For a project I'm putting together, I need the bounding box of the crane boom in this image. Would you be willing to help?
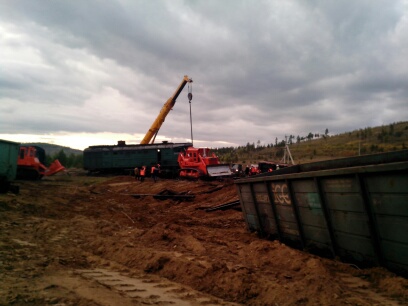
[140,75,193,144]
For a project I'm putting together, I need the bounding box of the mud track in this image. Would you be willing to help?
[0,174,407,305]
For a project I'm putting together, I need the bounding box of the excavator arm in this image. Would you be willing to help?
[140,75,193,144]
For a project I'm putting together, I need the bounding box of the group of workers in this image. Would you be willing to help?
[244,165,261,176]
[244,165,277,176]
[134,164,160,182]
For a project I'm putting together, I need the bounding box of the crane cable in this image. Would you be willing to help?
[188,83,193,145]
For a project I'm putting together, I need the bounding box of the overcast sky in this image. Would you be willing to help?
[1,0,407,150]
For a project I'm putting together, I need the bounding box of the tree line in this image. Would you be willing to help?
[213,129,330,160]
[45,149,83,168]
[214,122,408,163]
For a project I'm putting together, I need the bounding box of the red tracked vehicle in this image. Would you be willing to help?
[17,146,65,180]
[178,147,232,179]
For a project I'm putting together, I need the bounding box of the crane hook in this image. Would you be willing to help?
[188,83,192,102]
[188,82,193,145]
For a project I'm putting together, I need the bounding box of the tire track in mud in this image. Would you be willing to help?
[47,268,241,306]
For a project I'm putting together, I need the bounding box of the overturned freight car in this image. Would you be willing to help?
[235,150,408,276]
[83,141,192,177]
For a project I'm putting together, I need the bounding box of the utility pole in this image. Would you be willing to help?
[281,136,295,165]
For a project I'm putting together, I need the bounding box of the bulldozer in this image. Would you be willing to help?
[178,147,232,179]
[17,146,65,180]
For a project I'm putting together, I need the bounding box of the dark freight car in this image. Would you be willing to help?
[0,139,20,193]
[83,141,192,177]
[235,150,408,276]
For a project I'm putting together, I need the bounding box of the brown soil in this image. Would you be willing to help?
[1,173,407,305]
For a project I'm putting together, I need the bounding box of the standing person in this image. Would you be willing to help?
[151,165,157,182]
[245,165,250,177]
[134,166,140,180]
[155,164,160,181]
[140,166,146,182]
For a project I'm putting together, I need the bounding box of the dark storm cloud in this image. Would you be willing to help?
[1,0,407,148]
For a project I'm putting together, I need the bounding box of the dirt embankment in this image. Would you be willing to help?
[0,174,407,305]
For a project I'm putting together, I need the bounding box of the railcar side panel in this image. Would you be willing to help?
[235,150,408,276]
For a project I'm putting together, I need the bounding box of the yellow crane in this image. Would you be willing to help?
[140,75,193,144]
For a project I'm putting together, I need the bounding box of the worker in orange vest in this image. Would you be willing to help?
[151,165,157,182]
[140,166,146,182]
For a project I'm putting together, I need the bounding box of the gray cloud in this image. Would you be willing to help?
[1,0,407,149]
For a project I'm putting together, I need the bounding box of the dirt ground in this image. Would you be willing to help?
[1,173,407,306]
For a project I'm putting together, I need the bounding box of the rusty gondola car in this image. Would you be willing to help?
[234,150,408,275]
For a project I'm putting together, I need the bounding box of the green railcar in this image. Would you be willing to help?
[0,139,20,193]
[83,141,192,177]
